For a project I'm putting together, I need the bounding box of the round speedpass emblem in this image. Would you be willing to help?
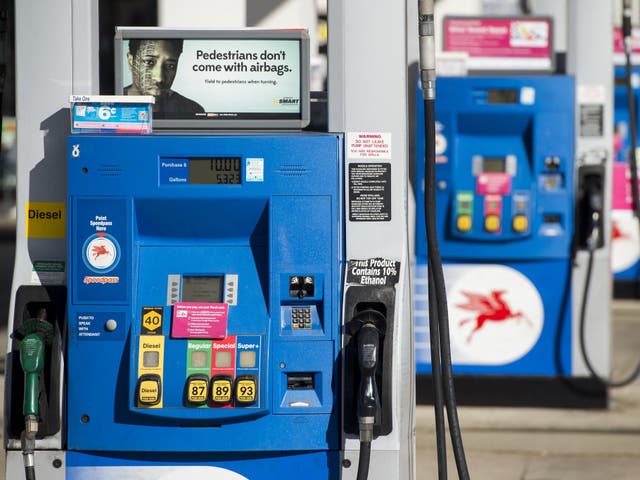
[83,234,120,273]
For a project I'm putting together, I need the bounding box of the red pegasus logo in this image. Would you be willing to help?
[612,221,628,241]
[457,290,531,343]
[91,244,110,260]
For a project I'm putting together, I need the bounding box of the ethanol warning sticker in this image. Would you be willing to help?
[347,258,401,286]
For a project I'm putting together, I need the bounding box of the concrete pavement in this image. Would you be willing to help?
[416,300,640,479]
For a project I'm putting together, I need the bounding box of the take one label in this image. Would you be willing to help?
[172,302,228,339]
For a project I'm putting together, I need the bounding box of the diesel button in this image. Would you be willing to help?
[137,374,162,407]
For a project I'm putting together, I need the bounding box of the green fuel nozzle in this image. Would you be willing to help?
[14,308,54,480]
[14,308,54,422]
[19,333,45,417]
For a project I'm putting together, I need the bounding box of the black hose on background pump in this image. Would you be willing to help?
[579,0,640,388]
[419,1,470,478]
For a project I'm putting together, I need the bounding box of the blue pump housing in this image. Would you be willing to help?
[414,76,575,376]
[66,134,343,476]
[612,65,640,285]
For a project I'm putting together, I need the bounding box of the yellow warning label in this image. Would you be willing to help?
[25,202,65,239]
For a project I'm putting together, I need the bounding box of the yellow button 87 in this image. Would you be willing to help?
[456,214,472,232]
[186,375,208,404]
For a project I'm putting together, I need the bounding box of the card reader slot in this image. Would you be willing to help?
[287,373,315,390]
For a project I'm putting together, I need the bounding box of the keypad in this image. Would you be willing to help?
[291,307,312,329]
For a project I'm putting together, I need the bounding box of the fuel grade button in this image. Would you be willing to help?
[137,374,162,407]
[210,375,234,405]
[186,374,209,406]
[235,375,258,406]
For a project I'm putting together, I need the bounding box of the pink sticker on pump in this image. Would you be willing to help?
[171,302,228,339]
[476,173,512,195]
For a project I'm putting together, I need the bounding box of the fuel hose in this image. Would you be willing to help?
[419,1,470,478]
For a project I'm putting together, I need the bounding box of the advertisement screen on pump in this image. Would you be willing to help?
[115,28,310,129]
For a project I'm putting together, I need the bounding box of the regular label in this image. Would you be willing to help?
[349,163,391,222]
[346,258,401,286]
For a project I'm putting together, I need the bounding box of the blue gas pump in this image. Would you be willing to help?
[65,134,345,478]
[612,64,640,295]
[413,75,608,406]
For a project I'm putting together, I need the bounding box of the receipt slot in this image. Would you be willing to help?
[66,134,344,477]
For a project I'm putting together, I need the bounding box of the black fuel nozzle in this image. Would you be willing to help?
[356,322,381,443]
[587,182,604,252]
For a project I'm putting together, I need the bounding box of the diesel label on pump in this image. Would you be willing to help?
[347,258,400,286]
[349,163,391,222]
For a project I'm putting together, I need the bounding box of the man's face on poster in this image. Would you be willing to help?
[128,40,181,99]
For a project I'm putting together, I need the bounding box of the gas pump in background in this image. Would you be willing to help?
[415,75,588,402]
[414,12,612,408]
[612,24,640,297]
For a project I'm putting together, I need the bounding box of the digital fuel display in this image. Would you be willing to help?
[189,157,241,184]
[181,276,224,302]
[487,88,519,104]
[482,157,507,173]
